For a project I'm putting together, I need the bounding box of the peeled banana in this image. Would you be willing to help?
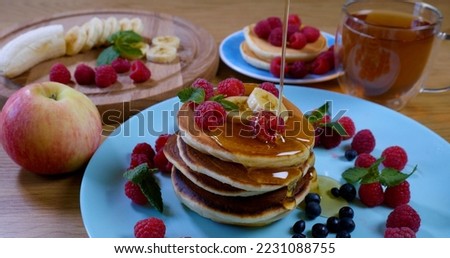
[146,45,177,63]
[0,24,66,78]
[247,87,289,122]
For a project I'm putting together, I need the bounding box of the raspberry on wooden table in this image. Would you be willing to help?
[74,63,95,85]
[111,57,131,73]
[95,65,117,88]
[129,60,151,83]
[134,217,166,238]
[217,78,245,97]
[49,63,71,84]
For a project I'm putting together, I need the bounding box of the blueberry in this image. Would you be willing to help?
[292,220,306,234]
[339,183,356,202]
[339,206,354,219]
[292,233,306,238]
[326,216,340,233]
[331,187,340,197]
[344,149,358,161]
[311,223,329,238]
[336,231,351,238]
[305,193,321,204]
[339,217,356,233]
[305,201,321,219]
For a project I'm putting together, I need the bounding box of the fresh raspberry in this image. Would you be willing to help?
[310,55,331,75]
[314,127,324,147]
[253,19,272,39]
[351,129,376,154]
[217,78,245,97]
[153,149,173,173]
[289,32,307,49]
[287,24,300,39]
[320,50,335,69]
[250,111,285,143]
[288,14,302,27]
[95,65,117,88]
[111,57,131,73]
[358,182,384,207]
[268,27,283,47]
[155,134,172,152]
[381,146,408,171]
[194,101,227,130]
[319,126,342,149]
[384,181,411,208]
[384,227,416,238]
[259,82,279,97]
[266,16,282,29]
[192,78,214,100]
[49,63,71,84]
[74,63,95,85]
[132,142,156,158]
[386,204,421,232]
[270,56,289,78]
[129,153,152,169]
[300,26,321,43]
[129,60,151,83]
[134,217,166,238]
[124,181,148,205]
[338,116,356,140]
[354,153,376,168]
[288,60,308,79]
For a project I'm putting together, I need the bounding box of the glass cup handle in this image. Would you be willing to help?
[421,32,450,93]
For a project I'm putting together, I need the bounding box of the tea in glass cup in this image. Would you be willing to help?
[335,0,449,110]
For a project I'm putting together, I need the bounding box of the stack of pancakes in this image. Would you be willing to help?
[164,85,317,226]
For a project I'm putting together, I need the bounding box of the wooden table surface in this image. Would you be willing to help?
[0,0,449,237]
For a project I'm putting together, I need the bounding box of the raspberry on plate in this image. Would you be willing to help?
[381,145,408,171]
[49,63,71,84]
[154,149,172,173]
[351,129,376,154]
[288,14,302,27]
[134,217,166,238]
[132,142,155,159]
[338,116,355,140]
[358,182,384,207]
[129,142,155,169]
[254,19,272,39]
[310,55,331,75]
[270,56,289,78]
[288,61,309,79]
[289,32,307,50]
[155,134,172,152]
[74,63,95,85]
[300,26,321,43]
[129,60,151,83]
[250,111,285,143]
[386,204,421,232]
[192,78,215,100]
[354,153,376,168]
[384,227,416,238]
[217,78,245,97]
[124,181,148,205]
[384,181,410,208]
[259,82,279,97]
[111,57,131,73]
[319,126,342,149]
[266,16,282,29]
[194,101,227,130]
[95,64,117,88]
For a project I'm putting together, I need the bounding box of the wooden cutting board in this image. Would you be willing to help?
[0,9,219,121]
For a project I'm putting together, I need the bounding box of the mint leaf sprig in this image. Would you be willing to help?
[123,163,163,213]
[177,87,239,111]
[305,101,348,137]
[342,157,417,187]
[97,30,146,66]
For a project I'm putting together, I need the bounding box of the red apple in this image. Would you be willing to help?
[0,82,103,174]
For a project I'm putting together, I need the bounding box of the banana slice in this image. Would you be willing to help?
[98,18,113,46]
[224,96,253,124]
[65,25,87,56]
[247,87,289,122]
[119,18,133,31]
[146,45,177,63]
[0,24,66,78]
[130,17,144,34]
[81,17,103,52]
[151,35,180,49]
[105,16,120,39]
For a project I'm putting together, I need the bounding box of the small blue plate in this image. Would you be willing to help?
[219,30,339,84]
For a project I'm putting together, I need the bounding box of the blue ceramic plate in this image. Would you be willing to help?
[80,86,450,237]
[219,30,339,84]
